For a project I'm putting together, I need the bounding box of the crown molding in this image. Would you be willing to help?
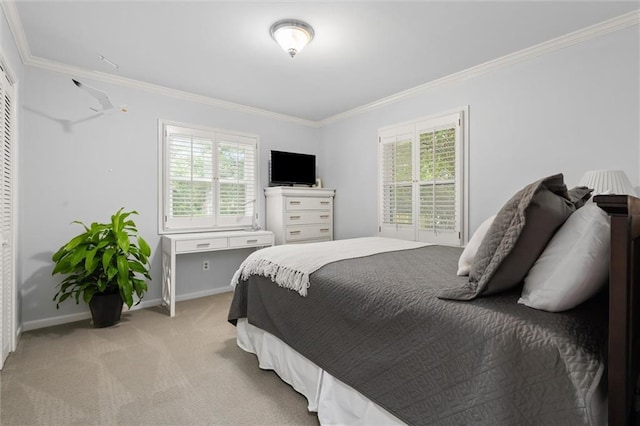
[2,0,637,129]
[25,56,319,128]
[0,0,31,64]
[318,9,640,127]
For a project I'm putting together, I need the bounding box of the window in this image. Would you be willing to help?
[159,121,258,233]
[378,109,467,245]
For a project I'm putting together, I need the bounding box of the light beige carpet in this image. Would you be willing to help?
[0,292,319,425]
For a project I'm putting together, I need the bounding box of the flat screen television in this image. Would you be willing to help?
[269,150,316,187]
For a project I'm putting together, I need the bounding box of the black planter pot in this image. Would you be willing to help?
[89,292,124,328]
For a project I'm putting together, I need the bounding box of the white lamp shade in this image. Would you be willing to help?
[578,170,637,196]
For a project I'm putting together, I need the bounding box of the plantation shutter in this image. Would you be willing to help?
[216,133,257,227]
[378,127,416,241]
[0,66,14,368]
[416,112,461,245]
[162,123,258,232]
[164,126,215,230]
[378,111,463,245]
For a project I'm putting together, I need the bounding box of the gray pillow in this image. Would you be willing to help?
[567,186,593,209]
[439,173,575,300]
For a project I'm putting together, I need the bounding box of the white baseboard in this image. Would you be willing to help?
[23,311,92,332]
[175,286,233,302]
[21,286,234,332]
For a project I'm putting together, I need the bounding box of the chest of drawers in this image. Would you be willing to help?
[265,187,336,245]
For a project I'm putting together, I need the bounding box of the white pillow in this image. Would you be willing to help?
[518,202,609,312]
[457,215,496,276]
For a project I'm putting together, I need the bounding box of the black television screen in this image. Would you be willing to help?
[269,150,316,186]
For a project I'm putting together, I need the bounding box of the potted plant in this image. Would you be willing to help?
[52,208,152,327]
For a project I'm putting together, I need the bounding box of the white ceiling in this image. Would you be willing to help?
[12,1,640,122]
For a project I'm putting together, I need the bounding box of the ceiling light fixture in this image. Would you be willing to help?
[270,19,314,58]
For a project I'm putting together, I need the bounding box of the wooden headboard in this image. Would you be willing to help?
[595,194,640,425]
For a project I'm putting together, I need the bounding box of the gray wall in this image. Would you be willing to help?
[317,26,640,240]
[20,67,318,327]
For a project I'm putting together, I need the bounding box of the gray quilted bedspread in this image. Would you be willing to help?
[228,245,607,425]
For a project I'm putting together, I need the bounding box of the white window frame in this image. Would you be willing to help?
[158,120,259,234]
[377,106,469,245]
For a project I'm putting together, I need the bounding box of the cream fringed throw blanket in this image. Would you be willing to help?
[231,237,429,296]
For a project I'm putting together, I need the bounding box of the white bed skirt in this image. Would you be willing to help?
[236,318,404,425]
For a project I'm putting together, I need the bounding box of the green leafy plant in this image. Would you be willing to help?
[52,208,152,309]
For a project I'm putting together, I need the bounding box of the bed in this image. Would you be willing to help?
[227,183,640,425]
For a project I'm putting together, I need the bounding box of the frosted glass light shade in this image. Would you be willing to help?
[578,170,637,196]
[270,19,314,58]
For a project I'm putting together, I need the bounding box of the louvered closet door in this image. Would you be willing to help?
[0,69,14,369]
[378,126,416,240]
[416,113,462,245]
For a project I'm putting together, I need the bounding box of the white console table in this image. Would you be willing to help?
[161,230,274,316]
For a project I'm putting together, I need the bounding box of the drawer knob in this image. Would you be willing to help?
[320,201,330,205]
[290,215,301,220]
[320,228,330,232]
[196,243,210,248]
[320,215,329,219]
[290,230,301,235]
[289,201,301,205]
[246,239,258,243]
